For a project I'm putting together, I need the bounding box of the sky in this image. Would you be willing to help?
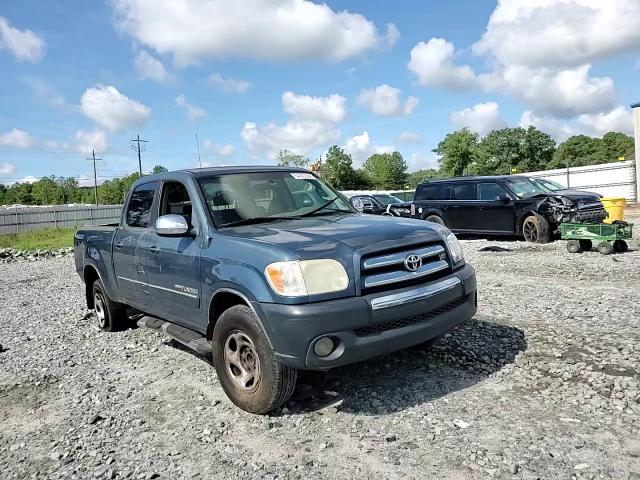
[0,0,639,187]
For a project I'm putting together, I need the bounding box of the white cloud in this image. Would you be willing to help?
[77,174,104,188]
[44,139,72,150]
[472,0,640,69]
[81,85,150,132]
[282,91,347,123]
[14,175,38,185]
[519,111,573,142]
[208,73,251,94]
[175,94,206,121]
[75,129,108,154]
[0,16,45,62]
[408,38,477,90]
[0,128,36,149]
[396,132,423,144]
[0,162,16,175]
[357,84,419,117]
[242,121,340,158]
[408,151,439,171]
[577,106,634,137]
[343,131,395,165]
[111,0,395,65]
[202,140,236,157]
[134,50,173,83]
[450,102,507,137]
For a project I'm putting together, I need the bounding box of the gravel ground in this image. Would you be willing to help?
[1,217,639,479]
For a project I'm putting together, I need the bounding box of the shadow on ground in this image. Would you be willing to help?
[162,317,526,416]
[288,318,526,415]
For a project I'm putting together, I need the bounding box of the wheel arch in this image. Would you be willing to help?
[206,288,273,347]
[83,264,102,309]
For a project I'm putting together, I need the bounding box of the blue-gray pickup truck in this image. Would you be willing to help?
[74,166,477,414]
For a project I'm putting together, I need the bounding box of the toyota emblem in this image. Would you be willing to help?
[404,253,422,272]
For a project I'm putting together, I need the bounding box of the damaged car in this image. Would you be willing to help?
[391,175,607,243]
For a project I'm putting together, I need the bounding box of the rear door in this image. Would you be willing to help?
[113,181,159,307]
[475,182,515,233]
[145,180,201,328]
[442,182,478,231]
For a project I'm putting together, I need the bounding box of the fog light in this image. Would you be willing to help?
[313,337,335,357]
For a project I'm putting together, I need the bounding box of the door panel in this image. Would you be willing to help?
[443,183,478,231]
[474,182,515,233]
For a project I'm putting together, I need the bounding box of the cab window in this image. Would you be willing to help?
[415,183,442,200]
[160,181,193,226]
[447,183,476,200]
[126,182,159,228]
[477,182,507,200]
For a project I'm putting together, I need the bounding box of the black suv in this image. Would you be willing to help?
[391,176,607,243]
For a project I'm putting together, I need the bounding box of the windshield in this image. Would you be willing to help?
[198,171,354,227]
[534,178,565,192]
[373,194,402,205]
[504,178,548,199]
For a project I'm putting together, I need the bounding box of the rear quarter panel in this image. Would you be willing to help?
[74,227,121,302]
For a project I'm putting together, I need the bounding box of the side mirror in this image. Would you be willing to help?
[156,214,189,236]
[497,195,511,204]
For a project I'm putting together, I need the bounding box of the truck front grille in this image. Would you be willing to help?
[360,242,450,294]
[353,294,469,337]
[574,202,608,224]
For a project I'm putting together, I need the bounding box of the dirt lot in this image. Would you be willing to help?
[1,215,639,479]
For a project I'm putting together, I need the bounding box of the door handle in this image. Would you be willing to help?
[149,246,160,254]
[115,242,124,249]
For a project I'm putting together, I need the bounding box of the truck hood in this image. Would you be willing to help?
[530,191,601,204]
[221,213,444,259]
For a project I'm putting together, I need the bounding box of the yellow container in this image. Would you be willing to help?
[600,197,626,223]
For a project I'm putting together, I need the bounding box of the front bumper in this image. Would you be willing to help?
[253,263,477,370]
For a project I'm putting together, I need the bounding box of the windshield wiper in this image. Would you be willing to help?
[300,196,345,217]
[222,216,300,228]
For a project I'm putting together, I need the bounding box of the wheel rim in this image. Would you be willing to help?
[94,291,107,328]
[523,221,538,242]
[224,330,261,391]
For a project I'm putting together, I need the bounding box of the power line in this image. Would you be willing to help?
[130,134,148,176]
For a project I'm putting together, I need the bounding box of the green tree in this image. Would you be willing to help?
[322,145,356,188]
[60,177,80,204]
[362,151,407,189]
[551,135,603,168]
[476,126,555,174]
[4,181,33,204]
[601,132,634,161]
[152,165,169,174]
[406,169,440,188]
[433,128,479,176]
[31,177,62,205]
[276,149,308,167]
[0,184,6,204]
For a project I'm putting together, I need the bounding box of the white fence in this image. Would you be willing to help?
[0,205,123,235]
[524,160,636,201]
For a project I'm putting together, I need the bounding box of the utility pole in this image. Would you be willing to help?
[130,134,148,176]
[195,133,202,169]
[85,150,102,205]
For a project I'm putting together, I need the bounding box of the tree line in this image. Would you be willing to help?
[0,127,634,205]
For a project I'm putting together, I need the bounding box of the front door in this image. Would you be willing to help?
[113,181,159,307]
[474,182,515,233]
[145,181,201,328]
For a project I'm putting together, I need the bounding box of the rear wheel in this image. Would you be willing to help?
[566,240,582,253]
[597,241,614,255]
[424,215,445,226]
[522,214,550,244]
[579,240,593,252]
[92,279,128,331]
[212,305,297,414]
[613,240,628,253]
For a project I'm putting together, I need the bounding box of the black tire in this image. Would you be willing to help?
[424,215,445,226]
[613,240,628,253]
[522,214,550,244]
[566,240,582,253]
[579,240,593,252]
[212,305,297,414]
[92,279,128,331]
[597,241,614,255]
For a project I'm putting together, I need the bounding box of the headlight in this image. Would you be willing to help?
[445,233,464,265]
[265,259,349,297]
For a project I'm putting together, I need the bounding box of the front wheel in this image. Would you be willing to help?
[522,214,550,244]
[212,305,297,414]
[424,215,445,226]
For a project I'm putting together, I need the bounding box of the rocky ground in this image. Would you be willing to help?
[1,219,639,479]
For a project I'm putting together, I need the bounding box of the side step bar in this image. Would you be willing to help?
[137,316,212,356]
